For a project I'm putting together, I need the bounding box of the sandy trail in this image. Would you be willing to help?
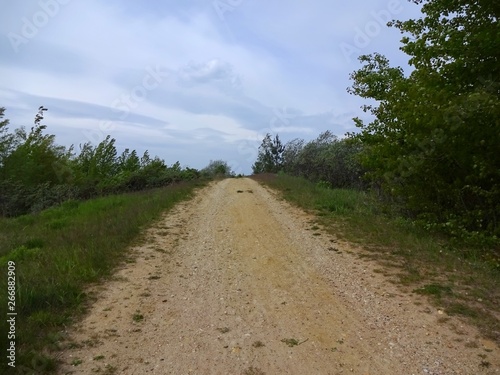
[58,178,499,374]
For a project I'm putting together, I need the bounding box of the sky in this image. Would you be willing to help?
[0,0,423,175]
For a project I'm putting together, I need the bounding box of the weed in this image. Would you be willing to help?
[252,340,265,348]
[133,312,144,322]
[94,355,105,361]
[104,363,118,374]
[479,360,491,368]
[71,358,83,366]
[83,335,102,347]
[67,341,83,349]
[217,327,230,334]
[446,303,478,318]
[281,338,308,347]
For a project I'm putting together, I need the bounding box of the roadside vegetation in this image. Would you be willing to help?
[0,180,206,373]
[0,106,234,372]
[252,0,499,345]
[252,173,499,345]
[0,106,233,218]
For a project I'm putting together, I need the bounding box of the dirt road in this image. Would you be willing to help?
[58,178,499,374]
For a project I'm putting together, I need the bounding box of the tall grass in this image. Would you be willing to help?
[0,181,205,373]
[253,173,500,344]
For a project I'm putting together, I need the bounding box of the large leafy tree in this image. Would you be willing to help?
[348,0,500,236]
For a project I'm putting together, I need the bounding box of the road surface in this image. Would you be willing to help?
[58,178,499,374]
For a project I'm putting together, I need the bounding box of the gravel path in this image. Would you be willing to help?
[57,178,499,374]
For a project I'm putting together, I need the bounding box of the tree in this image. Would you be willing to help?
[252,133,285,174]
[281,138,304,175]
[0,107,14,168]
[74,136,118,183]
[1,106,70,186]
[118,149,140,173]
[280,131,364,189]
[202,160,233,177]
[0,107,77,215]
[348,0,500,236]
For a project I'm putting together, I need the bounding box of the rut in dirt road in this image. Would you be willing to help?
[58,178,499,375]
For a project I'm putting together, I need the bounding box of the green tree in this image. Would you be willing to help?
[1,106,70,186]
[202,160,233,177]
[0,107,77,215]
[0,107,14,168]
[74,135,118,182]
[281,138,304,175]
[252,133,285,174]
[118,148,141,173]
[281,131,364,189]
[348,0,500,236]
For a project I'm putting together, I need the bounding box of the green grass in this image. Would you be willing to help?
[0,180,205,373]
[252,173,500,344]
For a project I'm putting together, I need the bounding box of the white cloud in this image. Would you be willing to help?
[0,0,423,174]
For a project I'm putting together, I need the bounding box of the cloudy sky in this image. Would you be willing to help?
[0,0,422,174]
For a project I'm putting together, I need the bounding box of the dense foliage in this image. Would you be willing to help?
[252,133,285,174]
[201,159,234,177]
[253,0,499,241]
[347,0,499,238]
[253,131,365,189]
[0,107,203,217]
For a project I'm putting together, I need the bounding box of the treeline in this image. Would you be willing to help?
[252,132,365,190]
[0,106,231,217]
[254,0,499,241]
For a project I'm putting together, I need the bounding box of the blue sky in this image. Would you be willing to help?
[0,0,422,174]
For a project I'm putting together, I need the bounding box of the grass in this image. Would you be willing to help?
[280,338,308,347]
[132,312,144,322]
[0,180,205,373]
[252,173,500,345]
